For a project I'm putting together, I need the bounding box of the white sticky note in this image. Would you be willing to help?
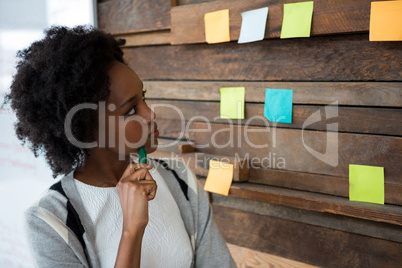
[238,7,269,44]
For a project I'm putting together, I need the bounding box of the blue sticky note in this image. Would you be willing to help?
[238,7,269,44]
[264,88,293,123]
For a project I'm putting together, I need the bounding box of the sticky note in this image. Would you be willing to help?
[220,87,245,119]
[280,1,314,39]
[264,88,293,123]
[370,1,402,41]
[204,160,234,196]
[349,164,384,205]
[204,9,230,44]
[238,7,269,44]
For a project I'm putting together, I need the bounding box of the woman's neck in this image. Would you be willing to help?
[74,148,130,187]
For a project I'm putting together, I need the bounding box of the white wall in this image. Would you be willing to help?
[0,1,95,266]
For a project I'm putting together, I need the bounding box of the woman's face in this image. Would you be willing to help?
[102,61,158,158]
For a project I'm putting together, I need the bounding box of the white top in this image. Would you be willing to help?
[74,166,193,268]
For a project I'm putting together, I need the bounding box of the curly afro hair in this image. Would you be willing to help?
[4,25,126,178]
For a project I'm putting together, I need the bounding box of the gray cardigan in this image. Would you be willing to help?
[24,158,237,268]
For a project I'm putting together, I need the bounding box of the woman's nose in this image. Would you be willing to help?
[145,104,156,124]
[150,109,156,121]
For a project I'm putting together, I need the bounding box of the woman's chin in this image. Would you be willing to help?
[146,139,158,153]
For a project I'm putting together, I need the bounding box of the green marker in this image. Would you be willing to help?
[138,146,147,164]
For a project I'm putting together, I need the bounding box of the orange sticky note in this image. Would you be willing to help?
[370,1,402,41]
[204,9,230,44]
[204,160,234,196]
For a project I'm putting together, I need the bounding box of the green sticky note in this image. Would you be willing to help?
[220,87,245,119]
[280,1,314,39]
[349,164,384,205]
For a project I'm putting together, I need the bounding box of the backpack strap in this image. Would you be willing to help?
[152,158,189,201]
[49,181,87,250]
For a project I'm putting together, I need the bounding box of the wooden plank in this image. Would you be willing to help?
[157,138,195,153]
[98,0,172,34]
[147,99,402,136]
[150,150,249,181]
[250,168,349,197]
[148,150,402,205]
[153,119,402,203]
[249,167,402,206]
[177,0,215,6]
[144,81,402,107]
[171,0,373,45]
[213,205,402,267]
[154,118,194,140]
[204,180,402,226]
[193,122,402,184]
[114,30,171,47]
[124,34,402,81]
[227,243,318,268]
[212,194,402,243]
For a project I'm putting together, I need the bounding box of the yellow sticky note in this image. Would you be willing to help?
[204,9,230,44]
[204,160,234,196]
[220,87,245,119]
[370,1,402,41]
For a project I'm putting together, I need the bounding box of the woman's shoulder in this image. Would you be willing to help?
[23,180,70,247]
[25,181,66,217]
[24,171,76,221]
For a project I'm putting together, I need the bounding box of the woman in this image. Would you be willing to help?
[5,25,236,268]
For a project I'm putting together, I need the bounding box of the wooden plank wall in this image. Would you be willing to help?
[98,0,402,267]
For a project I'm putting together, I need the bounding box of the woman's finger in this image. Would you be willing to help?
[142,170,154,181]
[147,185,157,200]
[121,163,152,179]
[131,163,153,172]
[123,168,154,182]
[134,168,149,181]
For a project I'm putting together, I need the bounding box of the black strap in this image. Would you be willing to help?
[50,181,86,250]
[152,158,189,201]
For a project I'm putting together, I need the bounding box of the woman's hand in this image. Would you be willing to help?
[116,163,157,234]
[115,163,156,268]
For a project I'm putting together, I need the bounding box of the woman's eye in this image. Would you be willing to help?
[126,106,136,116]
